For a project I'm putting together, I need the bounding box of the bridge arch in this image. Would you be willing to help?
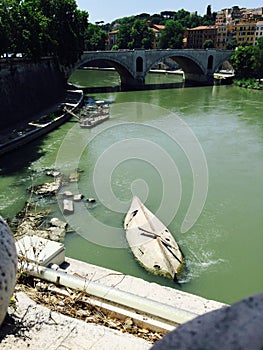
[72,57,135,87]
[145,52,205,78]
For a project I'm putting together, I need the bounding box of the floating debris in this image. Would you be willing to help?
[63,199,74,215]
[13,209,66,242]
[46,170,61,178]
[50,217,68,229]
[69,173,79,183]
[73,194,84,202]
[62,191,74,198]
[29,177,62,196]
[87,198,96,203]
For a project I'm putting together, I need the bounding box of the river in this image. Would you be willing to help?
[1,69,262,305]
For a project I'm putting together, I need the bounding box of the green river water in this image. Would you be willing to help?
[1,69,262,304]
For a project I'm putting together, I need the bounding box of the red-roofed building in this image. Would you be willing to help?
[185,26,217,49]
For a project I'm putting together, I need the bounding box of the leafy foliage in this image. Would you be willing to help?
[231,45,263,79]
[84,23,107,51]
[129,19,155,49]
[158,20,185,49]
[116,19,154,49]
[109,8,216,50]
[203,39,214,49]
[0,0,88,65]
[256,37,263,50]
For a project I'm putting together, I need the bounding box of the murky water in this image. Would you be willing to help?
[1,70,263,304]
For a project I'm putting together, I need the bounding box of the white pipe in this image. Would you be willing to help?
[20,262,197,325]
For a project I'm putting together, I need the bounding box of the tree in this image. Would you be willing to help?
[203,39,214,49]
[38,0,88,65]
[158,20,185,49]
[0,0,88,63]
[84,23,107,51]
[117,19,154,49]
[206,5,212,17]
[129,19,154,49]
[201,5,216,26]
[117,22,132,49]
[230,46,259,78]
[226,39,237,50]
[253,45,263,78]
[256,37,263,50]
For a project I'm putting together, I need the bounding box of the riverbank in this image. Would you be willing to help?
[233,78,263,90]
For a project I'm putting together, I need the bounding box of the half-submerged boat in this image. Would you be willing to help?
[124,196,183,281]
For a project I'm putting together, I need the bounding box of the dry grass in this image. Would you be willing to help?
[16,275,165,344]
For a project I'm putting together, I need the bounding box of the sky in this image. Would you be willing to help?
[76,0,263,23]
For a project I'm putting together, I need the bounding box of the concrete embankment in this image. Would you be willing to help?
[0,257,226,349]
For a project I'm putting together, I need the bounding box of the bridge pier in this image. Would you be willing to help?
[184,72,215,86]
[121,75,145,91]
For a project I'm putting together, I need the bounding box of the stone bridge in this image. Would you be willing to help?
[70,49,234,90]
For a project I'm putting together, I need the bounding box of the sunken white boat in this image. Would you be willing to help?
[124,196,183,281]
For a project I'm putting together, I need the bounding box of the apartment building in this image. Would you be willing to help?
[186,26,217,49]
[216,25,227,48]
[255,21,263,44]
[186,6,263,49]
[234,22,257,46]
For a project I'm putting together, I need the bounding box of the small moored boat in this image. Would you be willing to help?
[124,196,183,281]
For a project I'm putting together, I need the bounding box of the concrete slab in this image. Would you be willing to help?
[0,257,227,349]
[65,257,226,316]
[0,292,152,350]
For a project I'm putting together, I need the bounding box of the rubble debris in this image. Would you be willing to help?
[63,199,74,215]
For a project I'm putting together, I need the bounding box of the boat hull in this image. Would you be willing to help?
[0,90,83,157]
[124,196,183,281]
[79,114,109,128]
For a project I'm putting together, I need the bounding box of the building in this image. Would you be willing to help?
[230,6,243,21]
[185,26,217,49]
[107,30,119,49]
[234,22,257,46]
[216,24,227,48]
[241,7,263,21]
[255,21,263,45]
[215,10,226,26]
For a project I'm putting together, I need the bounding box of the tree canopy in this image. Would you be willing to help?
[0,0,88,65]
[231,45,263,79]
[84,23,107,51]
[116,19,154,49]
[158,20,185,49]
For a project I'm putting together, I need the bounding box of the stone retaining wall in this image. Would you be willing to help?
[0,58,66,129]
